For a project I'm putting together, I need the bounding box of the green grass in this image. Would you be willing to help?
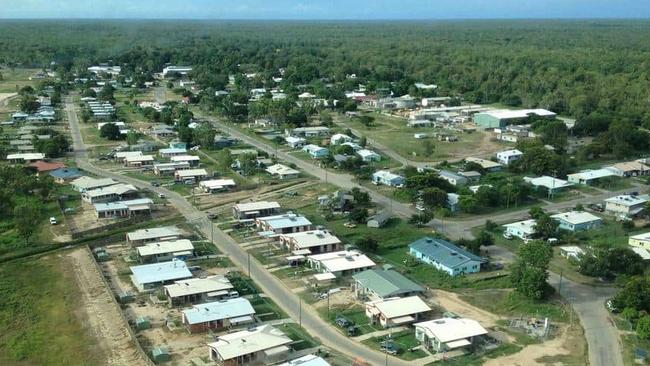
[0,256,103,365]
[0,68,39,93]
[621,333,650,366]
[460,290,571,323]
[249,296,288,321]
[280,323,321,351]
[362,330,429,360]
[318,304,382,336]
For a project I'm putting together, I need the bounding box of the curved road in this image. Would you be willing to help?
[65,99,410,366]
[200,113,625,366]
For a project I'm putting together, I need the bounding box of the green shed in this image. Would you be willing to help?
[136,316,151,330]
[117,291,134,303]
[151,347,171,364]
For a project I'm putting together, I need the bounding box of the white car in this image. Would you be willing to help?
[49,217,57,225]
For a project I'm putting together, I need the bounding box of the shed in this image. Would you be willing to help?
[117,291,134,303]
[136,316,151,330]
[151,347,171,364]
[367,210,392,228]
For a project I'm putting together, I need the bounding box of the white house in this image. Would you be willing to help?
[629,232,650,251]
[199,179,236,193]
[81,183,138,203]
[170,155,200,166]
[159,147,187,158]
[6,153,46,163]
[70,176,118,192]
[415,318,488,353]
[503,219,537,240]
[232,201,281,220]
[604,194,649,218]
[330,133,353,145]
[285,136,306,149]
[136,239,194,263]
[438,170,468,187]
[279,230,342,254]
[356,149,381,162]
[365,296,431,328]
[524,176,573,193]
[496,149,523,165]
[114,150,142,162]
[266,164,300,180]
[302,144,330,158]
[126,226,184,246]
[307,250,375,277]
[164,275,234,306]
[154,162,190,175]
[567,169,616,185]
[255,213,313,234]
[207,325,292,365]
[372,170,405,187]
[124,154,155,167]
[175,169,208,182]
[559,246,585,260]
[130,259,193,292]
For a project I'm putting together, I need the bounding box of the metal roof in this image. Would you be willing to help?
[182,297,255,325]
[130,259,192,285]
[164,275,233,298]
[352,269,423,298]
[127,226,183,242]
[409,237,485,269]
[137,239,194,257]
[208,325,292,360]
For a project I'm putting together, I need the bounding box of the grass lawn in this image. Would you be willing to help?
[317,304,382,336]
[0,256,103,365]
[362,330,429,360]
[593,176,634,191]
[342,112,490,162]
[280,323,321,351]
[460,289,571,323]
[0,68,39,93]
[249,296,288,321]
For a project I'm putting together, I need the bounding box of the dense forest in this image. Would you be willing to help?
[1,20,650,123]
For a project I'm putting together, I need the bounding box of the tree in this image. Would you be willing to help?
[348,208,369,224]
[459,195,480,213]
[422,139,435,157]
[475,230,495,248]
[421,187,448,208]
[533,213,559,240]
[350,187,371,207]
[19,95,39,114]
[612,276,650,313]
[126,130,139,145]
[510,241,552,300]
[100,123,123,140]
[409,210,433,227]
[358,115,374,128]
[13,198,42,243]
[356,236,379,253]
[98,84,115,101]
[320,111,333,127]
[637,316,650,340]
[359,136,367,147]
[193,124,216,148]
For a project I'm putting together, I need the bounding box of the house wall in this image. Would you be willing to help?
[557,219,602,232]
[409,248,481,276]
[630,238,650,250]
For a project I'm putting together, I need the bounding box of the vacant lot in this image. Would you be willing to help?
[0,68,39,93]
[0,254,104,365]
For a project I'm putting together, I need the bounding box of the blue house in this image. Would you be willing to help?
[49,168,82,183]
[551,211,602,232]
[302,144,330,158]
[372,170,406,187]
[408,237,486,276]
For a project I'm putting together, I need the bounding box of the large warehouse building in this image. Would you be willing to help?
[473,109,556,129]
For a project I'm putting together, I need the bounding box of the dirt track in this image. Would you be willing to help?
[433,290,503,327]
[68,248,148,366]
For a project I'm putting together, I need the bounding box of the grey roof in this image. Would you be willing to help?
[409,237,486,269]
[368,210,392,225]
[352,269,423,298]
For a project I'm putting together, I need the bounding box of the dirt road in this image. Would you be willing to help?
[433,289,503,327]
[68,248,147,366]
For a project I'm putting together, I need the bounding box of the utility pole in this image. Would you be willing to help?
[247,252,251,278]
[299,298,302,327]
[558,269,563,297]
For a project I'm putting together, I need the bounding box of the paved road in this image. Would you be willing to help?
[202,114,417,219]
[201,112,627,366]
[66,99,410,366]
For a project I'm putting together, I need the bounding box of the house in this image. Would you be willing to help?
[415,318,488,353]
[459,171,481,183]
[605,194,649,218]
[285,136,306,149]
[153,162,190,175]
[207,325,292,365]
[162,66,192,77]
[81,183,138,203]
[465,157,503,172]
[29,160,66,174]
[232,201,281,220]
[307,250,375,277]
[94,198,153,219]
[302,144,330,158]
[469,184,493,194]
[409,237,485,276]
[182,297,255,334]
[372,170,405,187]
[567,169,616,185]
[605,161,650,177]
[277,355,330,366]
[408,120,435,128]
[321,190,355,211]
[136,239,194,263]
[114,151,143,162]
[496,149,523,165]
[199,179,237,193]
[352,268,423,300]
[330,133,353,145]
[551,211,602,232]
[341,142,363,151]
[159,147,187,158]
[130,259,193,292]
[229,149,258,157]
[214,135,237,149]
[124,155,155,167]
[164,275,234,306]
[70,176,118,192]
[631,247,650,261]
[292,126,330,137]
[447,193,460,213]
[127,226,184,246]
[503,219,537,240]
[171,155,200,167]
[49,168,82,183]
[6,153,46,163]
[365,296,432,328]
[256,214,312,234]
[279,230,342,254]
[367,210,392,228]
[559,246,585,260]
[266,164,300,180]
[629,232,650,251]
[175,169,208,182]
[524,176,573,193]
[356,149,381,162]
[474,109,556,129]
[439,170,468,187]
[149,124,176,138]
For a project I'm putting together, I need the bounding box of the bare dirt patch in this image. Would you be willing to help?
[433,289,503,327]
[67,247,147,366]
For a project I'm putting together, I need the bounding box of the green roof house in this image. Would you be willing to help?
[352,268,424,301]
[151,347,171,364]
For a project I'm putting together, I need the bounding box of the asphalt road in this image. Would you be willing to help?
[200,112,627,366]
[66,99,410,366]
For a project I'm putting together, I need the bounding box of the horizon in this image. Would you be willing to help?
[1,0,649,20]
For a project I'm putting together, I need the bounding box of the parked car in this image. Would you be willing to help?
[335,316,351,328]
[502,232,513,240]
[207,213,218,220]
[157,193,165,199]
[151,181,160,187]
[49,217,57,225]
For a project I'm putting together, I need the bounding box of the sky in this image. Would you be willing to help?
[0,0,649,20]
